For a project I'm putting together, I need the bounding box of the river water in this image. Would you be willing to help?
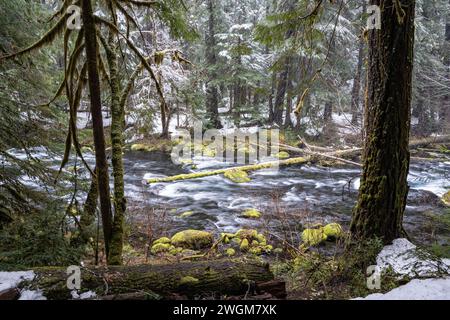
[6,147,450,246]
[122,151,450,246]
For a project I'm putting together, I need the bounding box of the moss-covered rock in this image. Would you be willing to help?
[301,228,327,246]
[225,248,236,257]
[150,243,172,254]
[241,208,261,219]
[323,223,343,239]
[235,229,258,240]
[179,211,194,218]
[249,247,262,255]
[171,230,214,249]
[179,276,199,286]
[153,237,171,245]
[169,247,184,255]
[442,191,450,206]
[276,151,290,159]
[223,169,251,183]
[131,144,153,152]
[240,238,249,251]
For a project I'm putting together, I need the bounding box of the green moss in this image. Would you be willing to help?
[442,191,450,206]
[240,238,249,251]
[276,151,290,159]
[323,223,343,239]
[235,229,258,240]
[131,144,153,152]
[249,247,262,255]
[169,247,184,255]
[225,248,236,256]
[301,228,327,247]
[251,240,259,246]
[150,243,172,254]
[223,169,251,183]
[179,211,194,218]
[171,230,213,249]
[153,237,171,245]
[179,276,199,285]
[241,208,261,219]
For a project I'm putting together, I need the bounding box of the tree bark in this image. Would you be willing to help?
[103,32,126,265]
[351,0,416,244]
[81,0,113,256]
[205,0,222,129]
[24,260,282,300]
[441,0,450,133]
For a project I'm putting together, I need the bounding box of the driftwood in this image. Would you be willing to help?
[20,259,285,300]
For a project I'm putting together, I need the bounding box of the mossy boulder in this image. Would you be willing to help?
[153,237,171,245]
[150,243,172,254]
[301,228,327,247]
[323,223,343,238]
[226,248,236,256]
[224,169,251,183]
[276,151,290,159]
[171,230,214,249]
[235,229,258,240]
[241,208,261,219]
[240,238,249,251]
[131,144,153,152]
[442,191,450,206]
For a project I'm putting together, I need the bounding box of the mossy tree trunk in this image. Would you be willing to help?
[102,23,126,264]
[351,0,416,243]
[81,0,113,256]
[442,0,450,133]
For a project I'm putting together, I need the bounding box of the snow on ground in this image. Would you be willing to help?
[0,271,47,300]
[0,271,35,292]
[358,278,450,300]
[377,239,450,278]
[356,239,450,300]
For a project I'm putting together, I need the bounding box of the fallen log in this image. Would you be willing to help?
[20,259,284,300]
[146,156,309,184]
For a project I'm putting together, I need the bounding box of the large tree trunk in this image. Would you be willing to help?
[205,0,222,129]
[273,57,290,126]
[81,0,113,256]
[22,260,284,300]
[351,0,416,243]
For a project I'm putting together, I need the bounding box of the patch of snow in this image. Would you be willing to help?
[0,271,35,292]
[71,290,97,300]
[19,289,47,300]
[357,278,450,300]
[376,239,450,278]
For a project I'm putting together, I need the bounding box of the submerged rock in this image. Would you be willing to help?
[171,230,213,249]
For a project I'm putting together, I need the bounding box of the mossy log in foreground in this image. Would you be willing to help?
[25,259,283,300]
